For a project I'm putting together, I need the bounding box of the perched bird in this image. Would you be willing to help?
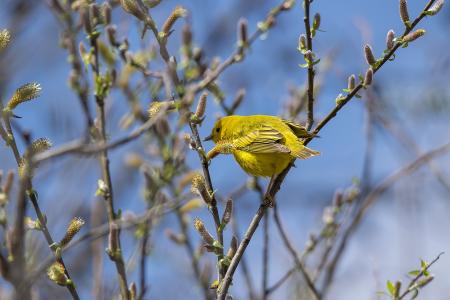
[204,115,319,178]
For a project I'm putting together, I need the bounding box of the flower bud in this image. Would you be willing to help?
[0,29,11,51]
[364,44,376,66]
[281,0,295,10]
[144,0,162,8]
[89,4,101,26]
[304,50,314,63]
[106,25,117,46]
[312,13,321,31]
[399,0,410,26]
[194,92,207,119]
[333,191,344,207]
[182,23,192,47]
[193,218,214,246]
[238,18,248,48]
[148,100,176,118]
[298,34,307,52]
[221,198,233,226]
[129,282,137,300]
[226,236,238,259]
[160,6,188,38]
[60,217,85,247]
[101,2,112,25]
[191,173,212,205]
[402,29,426,43]
[347,74,355,91]
[30,138,52,155]
[47,262,70,286]
[3,170,14,196]
[364,68,373,86]
[386,30,395,50]
[80,6,92,33]
[120,0,148,22]
[6,83,42,110]
[107,222,119,258]
[394,281,401,298]
[417,275,434,287]
[427,0,444,15]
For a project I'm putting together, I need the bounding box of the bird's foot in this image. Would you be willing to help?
[263,194,275,208]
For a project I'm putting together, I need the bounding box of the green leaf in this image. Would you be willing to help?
[312,58,321,66]
[408,270,420,277]
[420,259,430,276]
[299,63,309,68]
[387,280,395,296]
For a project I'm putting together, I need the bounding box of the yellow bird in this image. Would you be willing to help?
[204,115,319,178]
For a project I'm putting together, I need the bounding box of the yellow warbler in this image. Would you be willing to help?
[204,115,319,177]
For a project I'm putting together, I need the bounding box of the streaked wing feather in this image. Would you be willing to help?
[233,125,290,154]
[282,119,312,138]
[243,142,291,153]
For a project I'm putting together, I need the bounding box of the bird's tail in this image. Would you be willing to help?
[292,146,320,159]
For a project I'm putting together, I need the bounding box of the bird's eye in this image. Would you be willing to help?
[216,127,220,133]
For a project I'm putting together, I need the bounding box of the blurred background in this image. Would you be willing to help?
[1,0,449,299]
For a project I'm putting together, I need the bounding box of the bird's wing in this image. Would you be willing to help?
[232,125,291,154]
[281,119,313,139]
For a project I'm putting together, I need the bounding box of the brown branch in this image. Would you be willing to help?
[217,1,439,298]
[175,210,212,300]
[188,0,294,97]
[217,203,269,300]
[33,105,174,164]
[46,0,93,131]
[273,205,321,300]
[89,30,130,300]
[305,0,438,146]
[28,204,172,287]
[262,212,269,300]
[0,107,80,300]
[304,0,315,130]
[188,120,224,280]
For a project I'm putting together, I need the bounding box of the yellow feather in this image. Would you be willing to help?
[206,115,319,177]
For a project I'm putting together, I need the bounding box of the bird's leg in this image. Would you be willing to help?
[263,176,276,207]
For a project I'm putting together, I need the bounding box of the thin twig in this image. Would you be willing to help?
[175,210,212,300]
[218,1,439,297]
[305,0,439,146]
[262,212,269,300]
[304,0,315,130]
[188,120,224,280]
[0,108,80,300]
[89,30,130,300]
[398,252,444,299]
[273,205,321,300]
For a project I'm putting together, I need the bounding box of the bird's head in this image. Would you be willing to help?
[204,118,224,143]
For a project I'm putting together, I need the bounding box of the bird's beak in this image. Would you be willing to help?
[203,134,212,142]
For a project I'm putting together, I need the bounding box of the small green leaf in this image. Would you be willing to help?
[387,280,395,296]
[299,63,309,68]
[408,270,420,277]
